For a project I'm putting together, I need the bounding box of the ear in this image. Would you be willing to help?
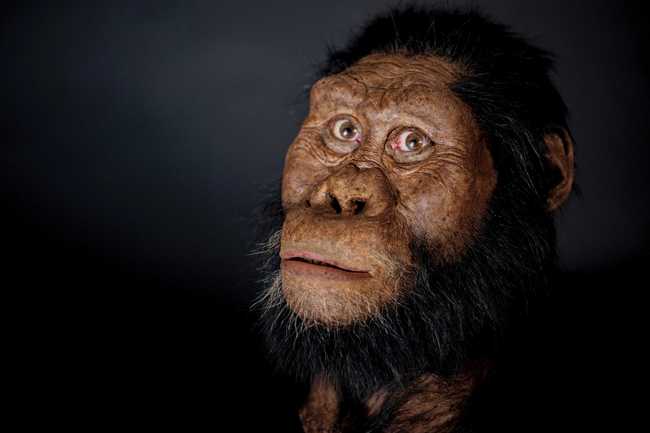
[544,129,575,211]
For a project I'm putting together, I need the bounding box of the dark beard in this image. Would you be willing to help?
[253,182,556,402]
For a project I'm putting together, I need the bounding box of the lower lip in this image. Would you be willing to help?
[281,259,372,280]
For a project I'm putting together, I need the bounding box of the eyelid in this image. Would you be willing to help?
[329,112,361,124]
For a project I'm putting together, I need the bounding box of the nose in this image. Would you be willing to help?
[307,164,394,217]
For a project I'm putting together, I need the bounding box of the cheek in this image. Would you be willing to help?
[407,183,464,241]
[396,169,495,260]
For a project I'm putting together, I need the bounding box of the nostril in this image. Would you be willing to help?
[352,199,366,215]
[305,199,311,208]
[327,193,342,214]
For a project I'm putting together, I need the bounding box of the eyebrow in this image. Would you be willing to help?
[311,78,455,131]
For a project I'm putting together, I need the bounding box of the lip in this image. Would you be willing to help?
[280,250,371,278]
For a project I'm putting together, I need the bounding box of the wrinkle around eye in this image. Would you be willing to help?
[433,145,474,175]
[293,127,350,167]
[387,146,472,196]
[390,163,449,187]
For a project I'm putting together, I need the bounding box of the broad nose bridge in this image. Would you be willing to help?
[355,97,396,161]
[308,164,394,217]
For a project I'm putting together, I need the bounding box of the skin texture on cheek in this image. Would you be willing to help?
[398,136,497,262]
[280,53,497,325]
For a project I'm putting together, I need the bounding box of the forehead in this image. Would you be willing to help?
[309,53,468,122]
[345,52,459,85]
[313,53,460,96]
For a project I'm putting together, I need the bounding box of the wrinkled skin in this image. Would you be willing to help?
[280,54,497,326]
[276,53,574,432]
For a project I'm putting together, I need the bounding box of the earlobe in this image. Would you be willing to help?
[544,129,575,211]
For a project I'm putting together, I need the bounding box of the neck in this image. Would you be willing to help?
[300,372,479,433]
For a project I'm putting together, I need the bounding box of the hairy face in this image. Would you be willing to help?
[280,54,497,326]
[256,53,558,397]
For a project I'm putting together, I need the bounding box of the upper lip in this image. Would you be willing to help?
[280,250,370,274]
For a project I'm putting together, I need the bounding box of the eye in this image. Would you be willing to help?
[393,130,430,153]
[386,128,434,163]
[332,117,361,142]
[322,115,363,155]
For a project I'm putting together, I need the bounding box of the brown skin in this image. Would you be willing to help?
[281,54,497,326]
[279,53,574,431]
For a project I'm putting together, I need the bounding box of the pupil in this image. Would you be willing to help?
[341,125,354,138]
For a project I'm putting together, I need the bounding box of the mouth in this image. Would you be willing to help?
[281,250,372,279]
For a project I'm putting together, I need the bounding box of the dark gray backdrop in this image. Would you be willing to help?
[4,0,647,430]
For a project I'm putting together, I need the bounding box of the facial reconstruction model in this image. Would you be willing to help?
[255,6,575,433]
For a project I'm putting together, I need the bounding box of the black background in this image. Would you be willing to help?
[4,1,648,430]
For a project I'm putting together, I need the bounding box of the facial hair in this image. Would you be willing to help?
[253,181,556,401]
